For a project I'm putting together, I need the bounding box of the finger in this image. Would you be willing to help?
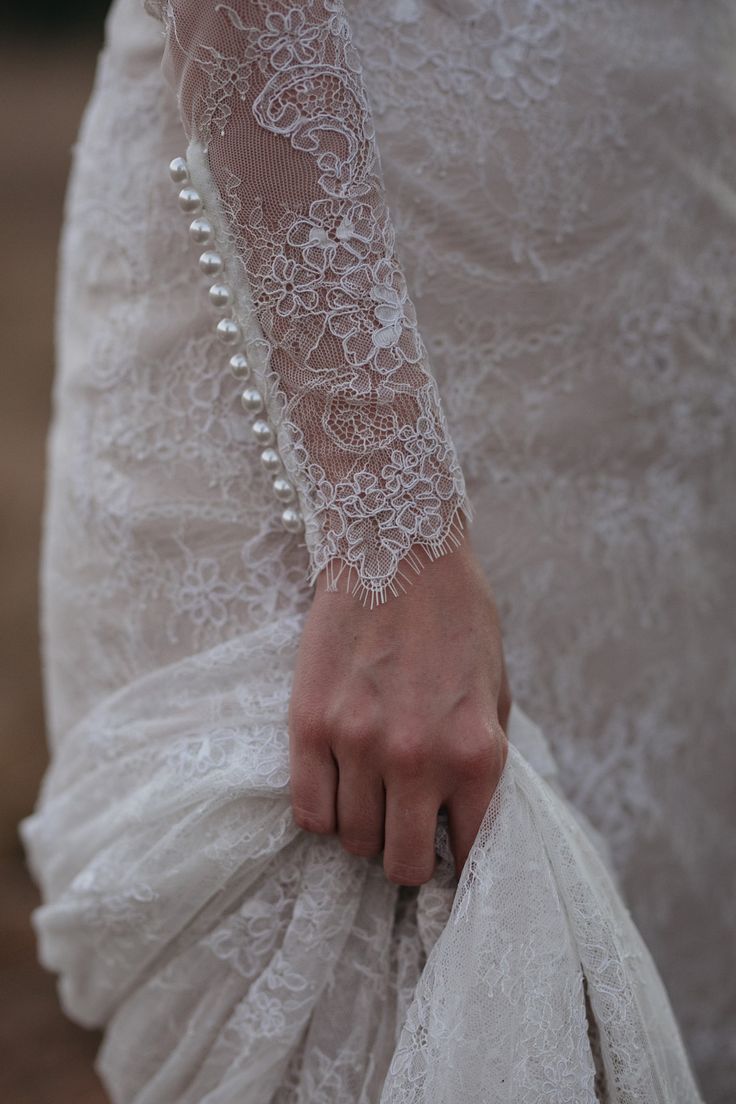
[289,726,338,836]
[446,780,495,879]
[383,784,439,885]
[336,757,385,858]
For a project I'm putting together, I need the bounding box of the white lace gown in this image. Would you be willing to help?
[20,1,736,1101]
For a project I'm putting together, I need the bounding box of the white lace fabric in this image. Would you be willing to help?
[21,626,703,1103]
[148,0,471,602]
[18,0,736,1099]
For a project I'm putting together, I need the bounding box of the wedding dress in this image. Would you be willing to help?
[20,1,736,1101]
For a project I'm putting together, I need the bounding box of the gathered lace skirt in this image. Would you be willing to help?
[21,0,736,1100]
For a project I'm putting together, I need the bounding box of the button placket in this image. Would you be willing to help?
[168,156,303,535]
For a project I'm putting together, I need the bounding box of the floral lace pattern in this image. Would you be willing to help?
[18,0,736,1100]
[23,651,703,1103]
[152,0,471,602]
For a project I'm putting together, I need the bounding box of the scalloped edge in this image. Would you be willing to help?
[309,498,475,608]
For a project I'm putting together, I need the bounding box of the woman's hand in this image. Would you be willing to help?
[288,533,512,885]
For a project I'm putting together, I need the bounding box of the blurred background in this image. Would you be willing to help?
[1,2,109,1100]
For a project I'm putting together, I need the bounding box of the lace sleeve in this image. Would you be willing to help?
[147,0,472,604]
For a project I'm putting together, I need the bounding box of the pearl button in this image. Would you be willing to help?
[241,387,264,414]
[169,157,189,184]
[229,353,250,380]
[216,318,241,345]
[199,251,223,277]
[252,420,274,446]
[209,284,232,309]
[260,448,281,474]
[273,476,296,503]
[281,507,304,533]
[168,153,304,536]
[189,217,213,245]
[178,186,202,214]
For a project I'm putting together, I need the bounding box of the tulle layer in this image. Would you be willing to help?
[20,613,701,1103]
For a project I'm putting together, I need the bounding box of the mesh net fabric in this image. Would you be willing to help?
[381,741,703,1103]
[150,0,472,603]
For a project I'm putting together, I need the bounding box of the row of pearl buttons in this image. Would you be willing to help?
[168,156,304,535]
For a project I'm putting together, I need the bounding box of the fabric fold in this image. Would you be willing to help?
[21,613,702,1102]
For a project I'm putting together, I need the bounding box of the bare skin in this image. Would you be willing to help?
[288,532,512,886]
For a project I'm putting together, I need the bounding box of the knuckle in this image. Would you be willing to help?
[334,723,375,757]
[384,859,435,886]
[340,834,382,859]
[388,734,428,777]
[292,805,333,835]
[453,739,494,781]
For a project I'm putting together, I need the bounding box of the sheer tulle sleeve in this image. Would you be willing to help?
[146,0,472,604]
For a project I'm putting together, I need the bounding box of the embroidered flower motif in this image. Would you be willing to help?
[488,7,563,107]
[437,3,564,110]
[195,52,253,146]
[617,305,676,380]
[287,199,388,277]
[344,516,398,580]
[178,555,240,629]
[327,258,423,375]
[262,253,320,317]
[242,991,288,1035]
[258,8,324,69]
[396,484,443,532]
[336,471,390,518]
